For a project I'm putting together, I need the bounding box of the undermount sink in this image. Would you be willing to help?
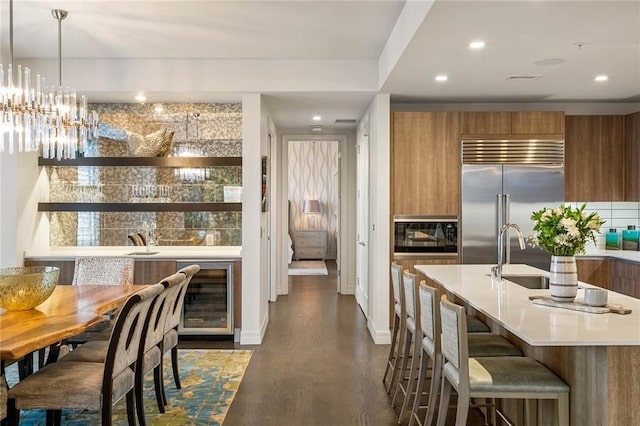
[126,251,160,256]
[502,274,549,290]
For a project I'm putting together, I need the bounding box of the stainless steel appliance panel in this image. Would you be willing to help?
[393,216,458,257]
[503,165,564,270]
[462,164,564,270]
[461,165,502,264]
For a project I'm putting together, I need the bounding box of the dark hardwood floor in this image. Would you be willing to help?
[181,261,485,425]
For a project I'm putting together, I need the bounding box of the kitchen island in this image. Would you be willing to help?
[415,263,640,426]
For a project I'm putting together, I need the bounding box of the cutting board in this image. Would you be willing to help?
[529,295,632,315]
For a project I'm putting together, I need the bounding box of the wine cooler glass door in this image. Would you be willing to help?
[178,261,233,335]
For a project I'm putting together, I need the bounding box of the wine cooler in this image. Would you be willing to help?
[178,261,234,335]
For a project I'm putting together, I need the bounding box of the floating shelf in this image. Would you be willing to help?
[38,157,242,167]
[38,202,242,212]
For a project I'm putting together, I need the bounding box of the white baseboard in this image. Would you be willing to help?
[367,319,391,345]
[239,311,269,345]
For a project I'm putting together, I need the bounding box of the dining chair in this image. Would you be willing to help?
[72,256,135,286]
[162,264,200,393]
[436,295,570,426]
[0,375,6,421]
[382,262,406,394]
[65,256,136,348]
[409,283,523,426]
[6,283,165,426]
[57,271,187,426]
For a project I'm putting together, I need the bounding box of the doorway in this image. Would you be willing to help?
[279,134,351,296]
[287,140,340,290]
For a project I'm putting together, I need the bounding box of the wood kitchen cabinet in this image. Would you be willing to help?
[391,112,461,216]
[625,112,640,201]
[461,111,564,135]
[565,115,625,201]
[576,258,611,289]
[610,259,640,299]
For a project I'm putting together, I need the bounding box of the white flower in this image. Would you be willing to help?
[587,218,601,230]
[554,234,570,246]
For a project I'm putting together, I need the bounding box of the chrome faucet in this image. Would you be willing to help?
[491,223,526,281]
[142,221,156,252]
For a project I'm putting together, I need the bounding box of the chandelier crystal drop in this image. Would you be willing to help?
[0,63,50,154]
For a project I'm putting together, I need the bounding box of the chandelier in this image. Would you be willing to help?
[0,4,98,160]
[0,0,51,155]
[46,9,99,160]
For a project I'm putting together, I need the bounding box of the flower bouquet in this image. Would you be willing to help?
[529,203,604,302]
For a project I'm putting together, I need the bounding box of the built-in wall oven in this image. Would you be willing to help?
[393,215,458,258]
[178,261,234,335]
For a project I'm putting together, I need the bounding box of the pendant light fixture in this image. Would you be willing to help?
[44,9,98,160]
[0,0,51,154]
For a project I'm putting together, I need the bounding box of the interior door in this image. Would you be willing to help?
[356,134,369,315]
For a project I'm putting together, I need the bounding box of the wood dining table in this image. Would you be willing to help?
[0,284,148,363]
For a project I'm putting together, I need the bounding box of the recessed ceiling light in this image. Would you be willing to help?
[469,40,486,49]
[134,93,146,103]
[594,75,609,82]
[435,75,448,82]
[311,125,323,132]
[312,113,322,121]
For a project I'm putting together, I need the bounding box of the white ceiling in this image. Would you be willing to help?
[5,0,640,130]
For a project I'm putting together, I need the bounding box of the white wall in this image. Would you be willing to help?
[361,93,391,344]
[240,94,269,344]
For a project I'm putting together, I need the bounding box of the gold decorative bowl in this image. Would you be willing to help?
[0,266,60,311]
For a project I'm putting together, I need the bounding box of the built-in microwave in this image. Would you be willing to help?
[393,215,458,258]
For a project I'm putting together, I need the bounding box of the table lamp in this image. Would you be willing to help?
[303,199,320,229]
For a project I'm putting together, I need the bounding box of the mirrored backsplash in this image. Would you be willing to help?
[45,102,243,247]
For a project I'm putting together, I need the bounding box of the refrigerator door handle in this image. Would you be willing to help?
[505,193,511,264]
[497,193,503,263]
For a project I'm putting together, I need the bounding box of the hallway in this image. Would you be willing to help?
[219,262,486,425]
[224,262,398,425]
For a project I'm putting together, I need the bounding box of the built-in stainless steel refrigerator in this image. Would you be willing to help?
[461,138,564,271]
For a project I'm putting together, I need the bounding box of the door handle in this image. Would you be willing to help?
[505,193,511,264]
[358,241,366,247]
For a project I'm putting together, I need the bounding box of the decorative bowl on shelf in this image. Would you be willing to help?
[0,266,60,311]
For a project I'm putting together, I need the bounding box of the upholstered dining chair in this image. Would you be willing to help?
[57,271,187,426]
[383,262,406,394]
[161,264,199,394]
[6,283,165,426]
[409,283,523,426]
[0,375,7,421]
[72,256,135,286]
[64,256,136,348]
[436,295,570,426]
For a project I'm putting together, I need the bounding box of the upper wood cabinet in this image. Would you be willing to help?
[462,111,564,135]
[625,112,640,201]
[565,115,625,201]
[462,112,511,134]
[391,112,461,216]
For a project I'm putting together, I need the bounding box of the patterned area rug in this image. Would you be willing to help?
[288,260,328,276]
[5,349,252,426]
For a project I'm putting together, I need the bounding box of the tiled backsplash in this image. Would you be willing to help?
[567,201,640,248]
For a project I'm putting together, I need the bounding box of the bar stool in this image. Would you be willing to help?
[383,262,407,394]
[392,271,422,422]
[409,283,523,426]
[436,295,570,426]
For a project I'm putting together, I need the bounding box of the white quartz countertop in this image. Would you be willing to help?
[415,263,640,347]
[580,247,640,263]
[25,246,242,260]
